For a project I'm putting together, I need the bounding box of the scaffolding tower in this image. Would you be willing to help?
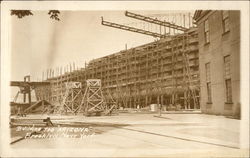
[58,82,84,114]
[80,79,106,116]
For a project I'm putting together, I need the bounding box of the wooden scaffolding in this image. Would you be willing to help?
[60,82,84,114]
[35,30,200,112]
[79,79,105,115]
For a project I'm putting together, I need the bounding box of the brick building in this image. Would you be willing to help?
[194,10,240,116]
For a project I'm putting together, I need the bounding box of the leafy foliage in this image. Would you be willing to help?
[11,10,60,21]
[48,10,60,21]
[10,10,33,18]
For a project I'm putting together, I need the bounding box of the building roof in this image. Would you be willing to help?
[193,10,211,22]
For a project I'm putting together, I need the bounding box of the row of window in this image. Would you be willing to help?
[205,55,232,103]
[204,11,230,44]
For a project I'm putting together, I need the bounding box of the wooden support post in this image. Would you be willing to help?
[28,89,31,106]
[171,93,175,105]
[125,98,128,108]
[164,20,166,35]
[139,96,141,108]
[157,95,160,106]
[183,14,185,28]
[157,95,161,116]
[133,97,135,109]
[135,96,138,108]
[23,93,26,103]
[188,13,191,28]
[129,98,132,108]
[42,100,44,109]
[161,95,163,108]
[135,97,137,109]
[184,91,187,109]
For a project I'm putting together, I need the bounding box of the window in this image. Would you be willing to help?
[222,11,230,33]
[204,19,210,44]
[205,63,212,103]
[225,79,232,103]
[224,55,232,102]
[205,63,211,82]
[224,55,231,79]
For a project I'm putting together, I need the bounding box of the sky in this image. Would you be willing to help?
[11,10,194,81]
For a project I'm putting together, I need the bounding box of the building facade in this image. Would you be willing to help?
[194,10,240,116]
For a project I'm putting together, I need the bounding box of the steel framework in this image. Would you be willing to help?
[101,17,165,38]
[125,11,188,32]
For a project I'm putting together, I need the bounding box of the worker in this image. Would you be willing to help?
[137,104,140,112]
[159,104,162,116]
[43,117,54,127]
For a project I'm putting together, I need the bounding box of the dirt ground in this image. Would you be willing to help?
[9,112,248,157]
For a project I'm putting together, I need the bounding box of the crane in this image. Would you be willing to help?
[101,17,165,38]
[125,11,188,32]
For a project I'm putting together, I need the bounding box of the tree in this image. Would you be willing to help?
[10,10,61,21]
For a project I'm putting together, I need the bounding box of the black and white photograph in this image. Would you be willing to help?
[0,1,249,157]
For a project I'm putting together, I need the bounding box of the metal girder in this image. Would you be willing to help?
[125,11,188,32]
[101,17,165,38]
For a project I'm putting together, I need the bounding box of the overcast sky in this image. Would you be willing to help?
[11,10,194,81]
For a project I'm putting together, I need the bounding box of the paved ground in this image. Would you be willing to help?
[10,113,248,157]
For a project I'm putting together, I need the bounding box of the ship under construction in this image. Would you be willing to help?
[11,11,200,116]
